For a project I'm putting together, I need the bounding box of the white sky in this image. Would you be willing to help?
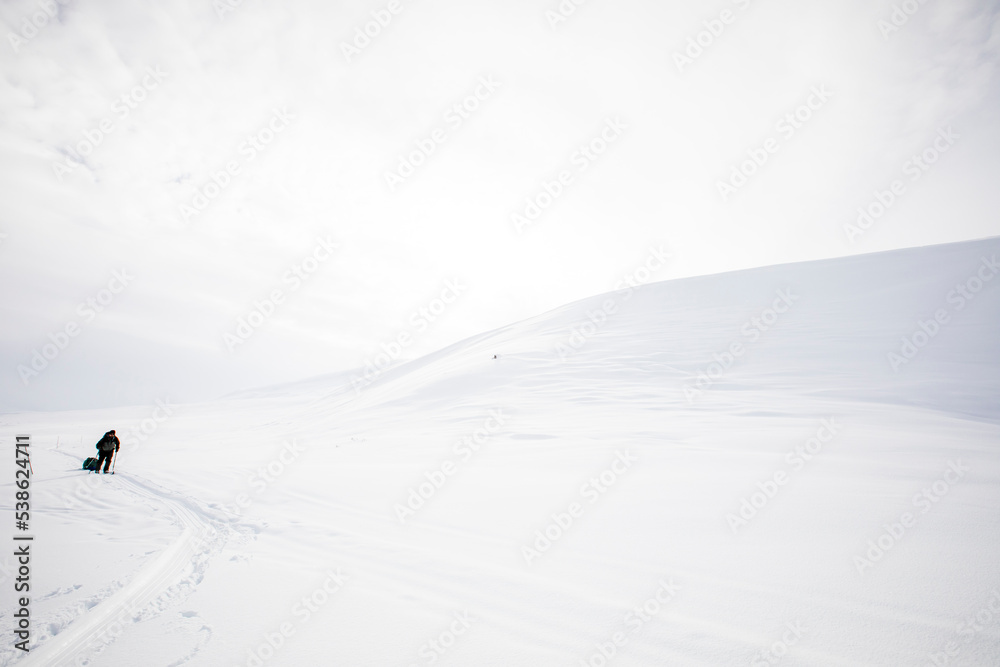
[1,0,998,411]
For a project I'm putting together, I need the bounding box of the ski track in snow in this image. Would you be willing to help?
[8,464,229,667]
[3,239,998,665]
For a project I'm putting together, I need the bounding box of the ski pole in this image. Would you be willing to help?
[111,449,118,474]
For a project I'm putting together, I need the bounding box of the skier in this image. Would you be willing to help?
[95,430,120,474]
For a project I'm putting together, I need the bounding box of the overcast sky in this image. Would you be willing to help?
[1,0,998,411]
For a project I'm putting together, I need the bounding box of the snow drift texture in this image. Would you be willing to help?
[2,237,999,666]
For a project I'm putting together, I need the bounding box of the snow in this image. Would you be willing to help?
[2,237,999,666]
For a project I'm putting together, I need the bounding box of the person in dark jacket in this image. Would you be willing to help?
[95,430,120,473]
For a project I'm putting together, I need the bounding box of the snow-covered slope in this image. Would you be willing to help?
[2,238,999,666]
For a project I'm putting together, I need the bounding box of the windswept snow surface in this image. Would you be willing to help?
[2,238,1000,666]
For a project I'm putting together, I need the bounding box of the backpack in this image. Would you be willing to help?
[98,433,116,452]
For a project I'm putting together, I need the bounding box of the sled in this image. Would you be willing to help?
[83,457,100,472]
